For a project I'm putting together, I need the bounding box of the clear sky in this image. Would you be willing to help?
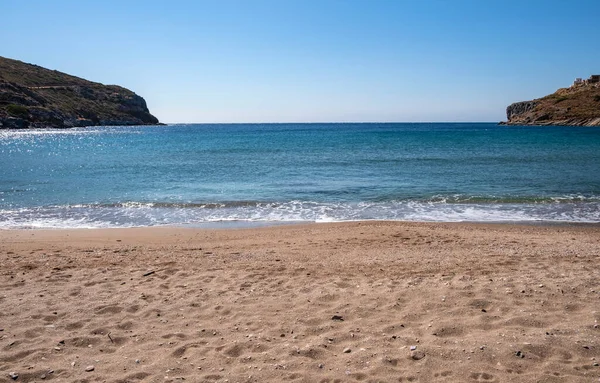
[2,0,599,123]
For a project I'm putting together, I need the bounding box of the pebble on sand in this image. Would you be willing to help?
[411,351,426,360]
[9,372,18,380]
[343,348,352,353]
[85,365,95,372]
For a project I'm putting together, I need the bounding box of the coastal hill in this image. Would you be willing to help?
[503,75,600,126]
[0,56,159,129]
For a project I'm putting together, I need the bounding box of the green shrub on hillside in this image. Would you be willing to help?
[6,104,29,117]
[554,96,569,104]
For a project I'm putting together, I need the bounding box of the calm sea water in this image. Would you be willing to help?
[1,123,599,228]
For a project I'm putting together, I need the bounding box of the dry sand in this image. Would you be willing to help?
[1,221,599,383]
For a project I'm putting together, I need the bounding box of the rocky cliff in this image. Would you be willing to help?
[0,56,159,129]
[503,81,600,126]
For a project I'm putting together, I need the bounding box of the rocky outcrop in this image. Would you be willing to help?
[506,101,537,121]
[0,56,160,129]
[502,80,600,126]
[0,117,27,129]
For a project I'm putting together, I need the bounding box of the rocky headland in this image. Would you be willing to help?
[502,76,600,126]
[0,56,159,129]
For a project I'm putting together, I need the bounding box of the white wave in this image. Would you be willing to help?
[1,200,598,229]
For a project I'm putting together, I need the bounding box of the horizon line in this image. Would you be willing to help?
[160,121,501,125]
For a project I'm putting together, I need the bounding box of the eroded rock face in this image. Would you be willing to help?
[506,101,537,121]
[0,117,27,129]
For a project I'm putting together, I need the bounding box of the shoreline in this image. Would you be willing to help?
[2,218,599,231]
[2,221,599,382]
[1,220,599,241]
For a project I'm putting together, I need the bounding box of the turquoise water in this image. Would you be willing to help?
[1,123,599,228]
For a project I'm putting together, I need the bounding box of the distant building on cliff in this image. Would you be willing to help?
[573,74,600,86]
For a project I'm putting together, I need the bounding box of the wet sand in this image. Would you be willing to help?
[1,221,599,382]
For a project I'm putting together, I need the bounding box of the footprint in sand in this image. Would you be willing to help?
[398,376,418,382]
[94,304,123,315]
[469,372,497,382]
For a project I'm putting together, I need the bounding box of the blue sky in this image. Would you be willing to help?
[2,0,599,123]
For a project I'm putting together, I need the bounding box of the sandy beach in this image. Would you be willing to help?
[1,221,599,383]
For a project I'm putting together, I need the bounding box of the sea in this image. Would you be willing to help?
[1,123,599,229]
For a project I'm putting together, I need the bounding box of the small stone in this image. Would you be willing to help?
[343,348,351,353]
[40,374,46,380]
[54,347,61,351]
[515,350,524,358]
[85,365,95,372]
[411,351,426,360]
[135,359,140,364]
[9,372,18,380]
[318,363,324,369]
[410,346,417,351]
[593,362,599,367]
[331,315,344,321]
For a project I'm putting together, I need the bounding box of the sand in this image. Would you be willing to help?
[1,221,599,383]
